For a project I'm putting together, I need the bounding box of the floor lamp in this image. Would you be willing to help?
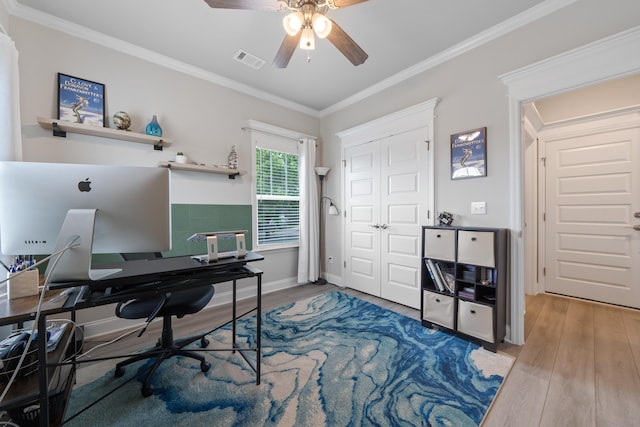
[314,167,330,285]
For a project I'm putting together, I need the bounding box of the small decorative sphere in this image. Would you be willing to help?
[113,111,131,130]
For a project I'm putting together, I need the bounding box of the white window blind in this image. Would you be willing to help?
[256,147,300,246]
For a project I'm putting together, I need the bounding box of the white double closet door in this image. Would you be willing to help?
[343,127,430,309]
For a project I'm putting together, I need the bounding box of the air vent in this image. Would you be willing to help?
[233,50,266,70]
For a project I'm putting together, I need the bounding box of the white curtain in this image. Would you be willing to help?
[297,138,320,283]
[0,30,22,162]
[0,27,22,287]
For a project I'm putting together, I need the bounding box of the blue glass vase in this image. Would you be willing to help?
[145,115,163,137]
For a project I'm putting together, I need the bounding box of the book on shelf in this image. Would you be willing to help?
[426,259,446,292]
[442,272,456,294]
[458,290,475,300]
[433,261,453,293]
[458,286,475,300]
[424,259,442,291]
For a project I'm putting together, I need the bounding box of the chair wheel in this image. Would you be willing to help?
[200,337,209,348]
[114,366,125,378]
[201,361,211,373]
[141,386,154,397]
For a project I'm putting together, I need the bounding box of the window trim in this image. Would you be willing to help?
[247,120,316,252]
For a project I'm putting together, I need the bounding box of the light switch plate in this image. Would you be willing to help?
[471,201,486,215]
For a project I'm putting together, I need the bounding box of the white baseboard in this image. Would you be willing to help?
[82,277,299,339]
[324,272,344,288]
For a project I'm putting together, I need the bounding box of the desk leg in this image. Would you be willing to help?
[37,314,49,427]
[232,279,237,352]
[256,273,262,385]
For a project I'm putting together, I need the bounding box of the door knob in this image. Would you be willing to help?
[633,225,640,231]
[369,224,380,229]
[635,212,640,218]
[380,224,388,230]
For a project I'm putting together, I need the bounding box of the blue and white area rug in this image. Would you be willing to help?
[65,291,513,426]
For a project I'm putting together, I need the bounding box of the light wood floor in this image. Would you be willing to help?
[80,285,640,427]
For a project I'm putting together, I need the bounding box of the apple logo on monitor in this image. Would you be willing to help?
[78,178,92,192]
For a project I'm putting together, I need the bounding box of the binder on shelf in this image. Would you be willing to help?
[426,259,445,292]
[425,259,444,291]
[433,261,453,293]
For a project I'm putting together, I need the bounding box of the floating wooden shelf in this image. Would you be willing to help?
[37,117,172,150]
[158,161,246,179]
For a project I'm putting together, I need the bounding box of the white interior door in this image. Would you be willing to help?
[344,141,381,297]
[543,114,640,308]
[379,130,427,306]
[344,127,429,308]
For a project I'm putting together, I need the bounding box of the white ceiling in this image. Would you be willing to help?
[14,0,556,115]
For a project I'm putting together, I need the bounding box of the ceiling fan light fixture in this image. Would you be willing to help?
[300,27,315,50]
[311,13,332,38]
[283,11,304,36]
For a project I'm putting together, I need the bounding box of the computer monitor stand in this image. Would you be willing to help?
[44,209,122,283]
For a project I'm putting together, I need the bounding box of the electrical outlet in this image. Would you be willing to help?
[471,201,486,215]
[328,256,334,264]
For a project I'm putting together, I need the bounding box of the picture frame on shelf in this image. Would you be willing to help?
[57,73,106,127]
[450,127,487,180]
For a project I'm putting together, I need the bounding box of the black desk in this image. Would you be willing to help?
[1,252,263,426]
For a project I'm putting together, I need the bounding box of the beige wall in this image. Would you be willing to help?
[13,17,320,206]
[0,2,7,33]
[319,0,640,280]
[11,16,320,327]
[534,73,640,123]
[6,0,640,329]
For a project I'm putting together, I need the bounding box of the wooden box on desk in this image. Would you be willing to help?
[6,269,40,300]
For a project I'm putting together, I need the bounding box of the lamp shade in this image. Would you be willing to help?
[300,27,315,50]
[328,203,339,216]
[315,166,330,177]
[283,11,304,36]
[311,13,332,38]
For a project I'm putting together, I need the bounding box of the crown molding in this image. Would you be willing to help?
[6,0,321,118]
[7,0,577,118]
[500,25,640,101]
[319,0,578,117]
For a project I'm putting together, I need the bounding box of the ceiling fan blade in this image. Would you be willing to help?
[273,32,302,69]
[203,0,282,11]
[326,20,368,66]
[331,0,368,8]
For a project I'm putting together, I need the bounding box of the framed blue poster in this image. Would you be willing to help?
[450,127,487,180]
[57,73,106,127]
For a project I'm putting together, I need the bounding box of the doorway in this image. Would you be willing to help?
[500,26,640,344]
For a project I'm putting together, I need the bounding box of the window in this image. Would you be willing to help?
[255,145,300,247]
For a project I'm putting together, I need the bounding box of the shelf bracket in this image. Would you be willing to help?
[154,140,164,151]
[51,121,67,138]
[228,172,240,180]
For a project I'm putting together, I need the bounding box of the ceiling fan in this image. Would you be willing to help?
[204,0,369,68]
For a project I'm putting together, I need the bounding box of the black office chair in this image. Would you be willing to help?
[114,253,214,397]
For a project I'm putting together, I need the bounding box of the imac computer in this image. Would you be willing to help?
[0,161,171,283]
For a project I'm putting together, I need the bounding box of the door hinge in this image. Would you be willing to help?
[543,267,546,276]
[541,157,546,166]
[543,212,546,222]
[424,140,430,150]
[427,210,430,219]
[342,160,347,168]
[343,261,346,268]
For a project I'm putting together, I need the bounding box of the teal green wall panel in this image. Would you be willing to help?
[165,204,253,257]
[89,203,252,264]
